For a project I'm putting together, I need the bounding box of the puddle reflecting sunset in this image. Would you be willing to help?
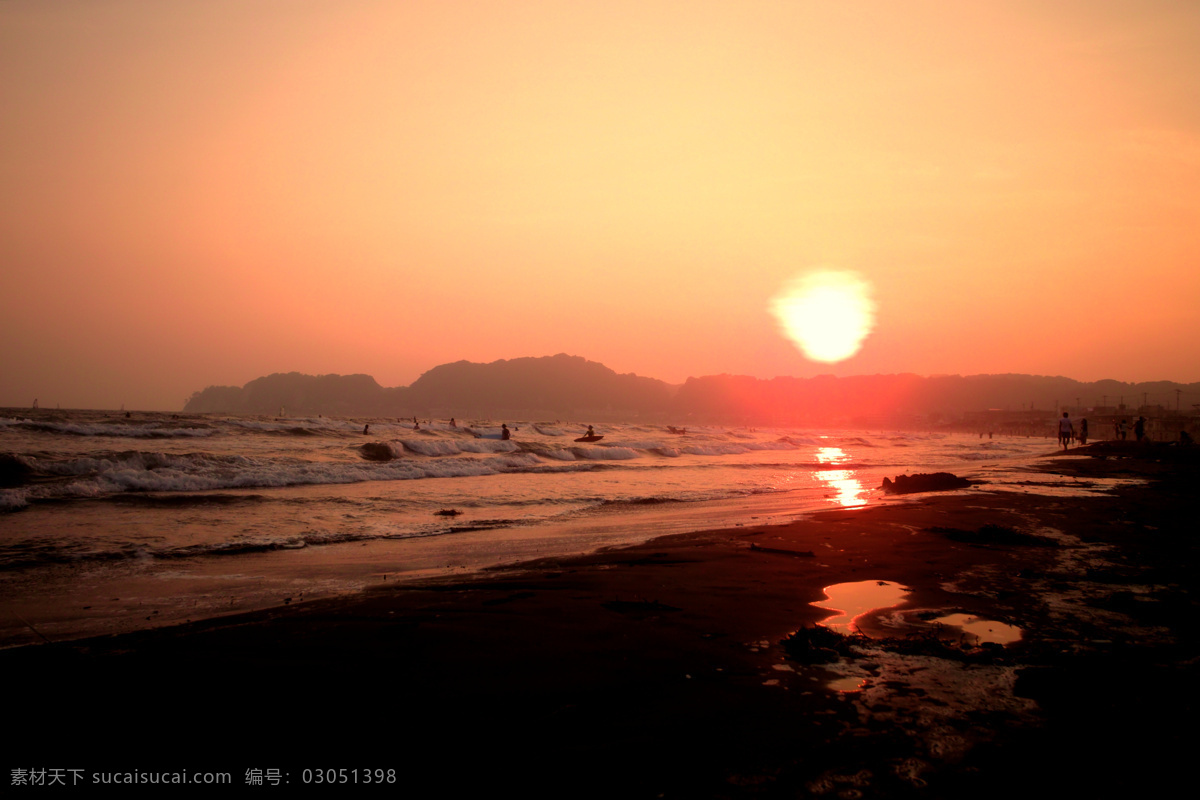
[813,580,911,634]
[933,613,1023,645]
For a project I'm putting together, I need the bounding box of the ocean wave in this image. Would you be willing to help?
[743,441,800,451]
[458,439,520,454]
[573,446,639,460]
[400,439,463,457]
[778,436,819,446]
[526,446,576,461]
[0,487,30,512]
[680,443,751,456]
[4,448,587,507]
[6,420,219,439]
[604,439,664,450]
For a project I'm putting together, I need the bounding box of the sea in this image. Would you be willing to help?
[0,409,1127,648]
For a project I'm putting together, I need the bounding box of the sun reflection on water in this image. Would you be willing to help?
[815,446,867,508]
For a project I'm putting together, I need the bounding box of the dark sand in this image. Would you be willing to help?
[5,442,1198,796]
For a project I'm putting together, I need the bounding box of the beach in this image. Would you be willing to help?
[4,440,1196,796]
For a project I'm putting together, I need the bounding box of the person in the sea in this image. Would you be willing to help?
[450,418,456,427]
[585,425,595,438]
[363,424,370,435]
[1058,412,1074,450]
[1078,418,1088,445]
[501,423,511,440]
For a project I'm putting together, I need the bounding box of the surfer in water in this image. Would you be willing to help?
[501,423,511,440]
[585,425,595,438]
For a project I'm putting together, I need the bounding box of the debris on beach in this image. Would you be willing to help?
[781,626,853,663]
[927,523,1057,547]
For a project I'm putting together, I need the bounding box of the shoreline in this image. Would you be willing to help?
[5,441,1197,796]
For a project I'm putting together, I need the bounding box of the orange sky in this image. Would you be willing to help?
[3,0,1198,410]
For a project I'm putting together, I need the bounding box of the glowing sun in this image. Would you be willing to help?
[770,270,877,363]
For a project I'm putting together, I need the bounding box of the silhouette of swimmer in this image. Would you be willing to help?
[586,425,595,438]
[450,418,456,427]
[501,423,511,440]
[363,424,370,435]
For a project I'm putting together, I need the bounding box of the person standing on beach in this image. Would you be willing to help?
[1135,416,1146,442]
[1079,418,1088,446]
[1058,412,1074,450]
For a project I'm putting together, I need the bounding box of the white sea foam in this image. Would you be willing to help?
[681,444,751,456]
[0,488,30,511]
[536,448,577,461]
[605,440,664,450]
[457,439,519,453]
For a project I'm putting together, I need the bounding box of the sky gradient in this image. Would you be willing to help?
[3,1,1199,410]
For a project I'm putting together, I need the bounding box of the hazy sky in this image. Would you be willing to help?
[3,0,1198,410]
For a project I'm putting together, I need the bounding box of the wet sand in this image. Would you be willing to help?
[5,441,1197,797]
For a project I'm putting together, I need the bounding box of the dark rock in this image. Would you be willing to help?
[359,442,396,461]
[881,472,971,494]
[0,453,34,488]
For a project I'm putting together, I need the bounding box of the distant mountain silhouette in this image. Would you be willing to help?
[404,354,674,418]
[184,373,393,416]
[183,355,675,419]
[184,355,1200,423]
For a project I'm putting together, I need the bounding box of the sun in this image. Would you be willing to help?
[770,270,876,363]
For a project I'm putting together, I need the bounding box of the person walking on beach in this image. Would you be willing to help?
[1058,412,1074,450]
